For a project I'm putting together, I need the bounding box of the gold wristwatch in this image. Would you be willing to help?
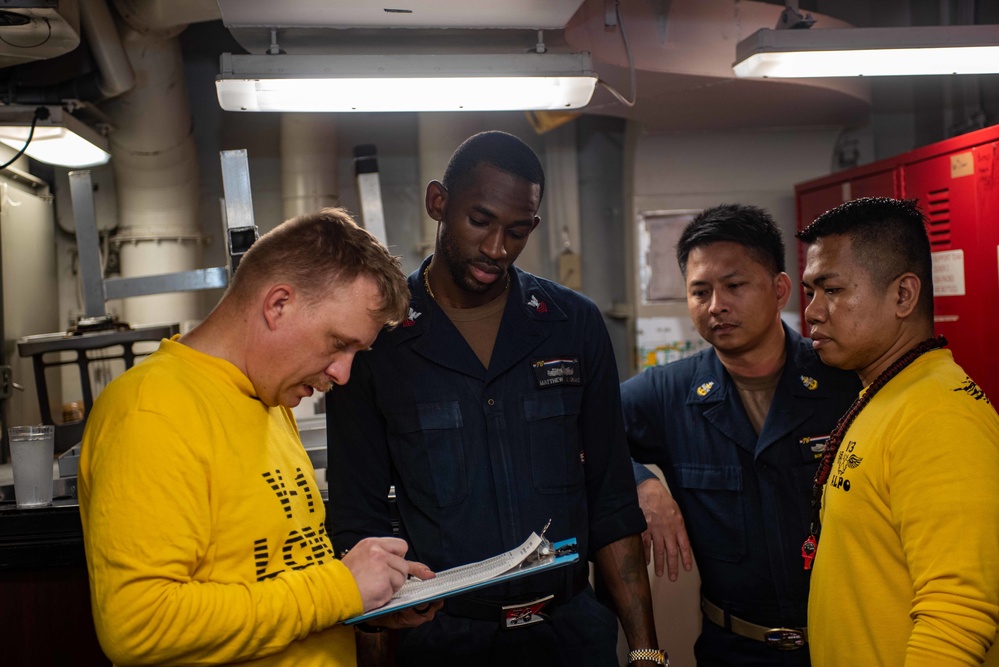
[628,648,668,665]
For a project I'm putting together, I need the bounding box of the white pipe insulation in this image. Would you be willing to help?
[416,114,483,256]
[96,0,219,330]
[101,28,202,330]
[280,114,338,420]
[280,114,338,220]
[79,0,135,99]
[110,0,221,38]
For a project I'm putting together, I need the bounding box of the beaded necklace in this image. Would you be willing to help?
[801,335,947,570]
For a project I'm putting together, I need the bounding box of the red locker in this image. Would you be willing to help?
[795,125,999,399]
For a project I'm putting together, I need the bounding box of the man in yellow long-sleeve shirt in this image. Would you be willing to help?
[798,197,999,666]
[80,208,438,667]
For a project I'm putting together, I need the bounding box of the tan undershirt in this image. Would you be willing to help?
[729,364,784,435]
[436,289,509,369]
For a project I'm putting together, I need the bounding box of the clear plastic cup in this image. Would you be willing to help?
[8,425,55,508]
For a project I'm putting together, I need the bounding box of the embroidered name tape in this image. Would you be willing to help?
[800,434,831,460]
[532,356,582,389]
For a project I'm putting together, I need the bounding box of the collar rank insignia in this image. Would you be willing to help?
[527,294,548,313]
[402,306,421,328]
[800,375,818,390]
[696,381,715,397]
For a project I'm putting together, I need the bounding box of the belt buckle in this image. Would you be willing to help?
[764,628,805,650]
[501,594,553,630]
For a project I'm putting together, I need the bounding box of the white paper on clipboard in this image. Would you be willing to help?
[344,533,579,625]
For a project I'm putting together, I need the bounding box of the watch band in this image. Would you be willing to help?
[628,648,668,665]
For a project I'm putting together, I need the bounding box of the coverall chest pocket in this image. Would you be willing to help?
[673,465,746,562]
[385,401,467,508]
[523,389,584,493]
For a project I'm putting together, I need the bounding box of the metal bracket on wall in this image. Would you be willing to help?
[69,149,260,323]
[12,150,260,455]
[776,0,815,30]
[604,0,618,28]
[220,149,259,274]
[353,144,388,246]
[69,170,109,322]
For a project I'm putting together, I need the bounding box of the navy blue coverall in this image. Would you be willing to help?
[624,325,860,666]
[327,259,646,666]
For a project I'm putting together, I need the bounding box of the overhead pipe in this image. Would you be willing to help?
[6,0,220,105]
[280,113,338,420]
[5,0,136,105]
[280,114,339,220]
[100,26,202,329]
[80,0,135,99]
[111,0,220,38]
[416,114,483,256]
[0,1,210,330]
[94,0,219,330]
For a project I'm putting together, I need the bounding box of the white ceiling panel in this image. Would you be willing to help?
[217,0,586,30]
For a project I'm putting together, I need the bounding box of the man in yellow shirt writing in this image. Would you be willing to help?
[80,208,438,666]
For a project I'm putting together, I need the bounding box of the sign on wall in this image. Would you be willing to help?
[637,210,698,303]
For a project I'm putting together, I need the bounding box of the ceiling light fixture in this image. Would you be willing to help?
[215,53,598,112]
[733,24,999,78]
[0,105,110,168]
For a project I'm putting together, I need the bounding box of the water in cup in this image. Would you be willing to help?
[8,425,55,508]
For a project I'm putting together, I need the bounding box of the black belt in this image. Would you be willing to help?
[444,567,588,625]
[701,597,807,651]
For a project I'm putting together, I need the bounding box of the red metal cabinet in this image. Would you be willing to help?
[795,125,999,398]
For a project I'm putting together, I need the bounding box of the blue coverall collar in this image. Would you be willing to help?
[400,257,569,383]
[686,323,834,457]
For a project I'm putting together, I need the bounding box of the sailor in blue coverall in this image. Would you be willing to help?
[623,204,860,666]
[326,130,660,667]
[626,323,859,665]
[328,260,646,664]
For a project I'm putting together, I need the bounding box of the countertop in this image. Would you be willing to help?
[0,497,86,569]
[0,421,330,571]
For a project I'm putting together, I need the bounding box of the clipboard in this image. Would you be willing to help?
[345,534,579,625]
